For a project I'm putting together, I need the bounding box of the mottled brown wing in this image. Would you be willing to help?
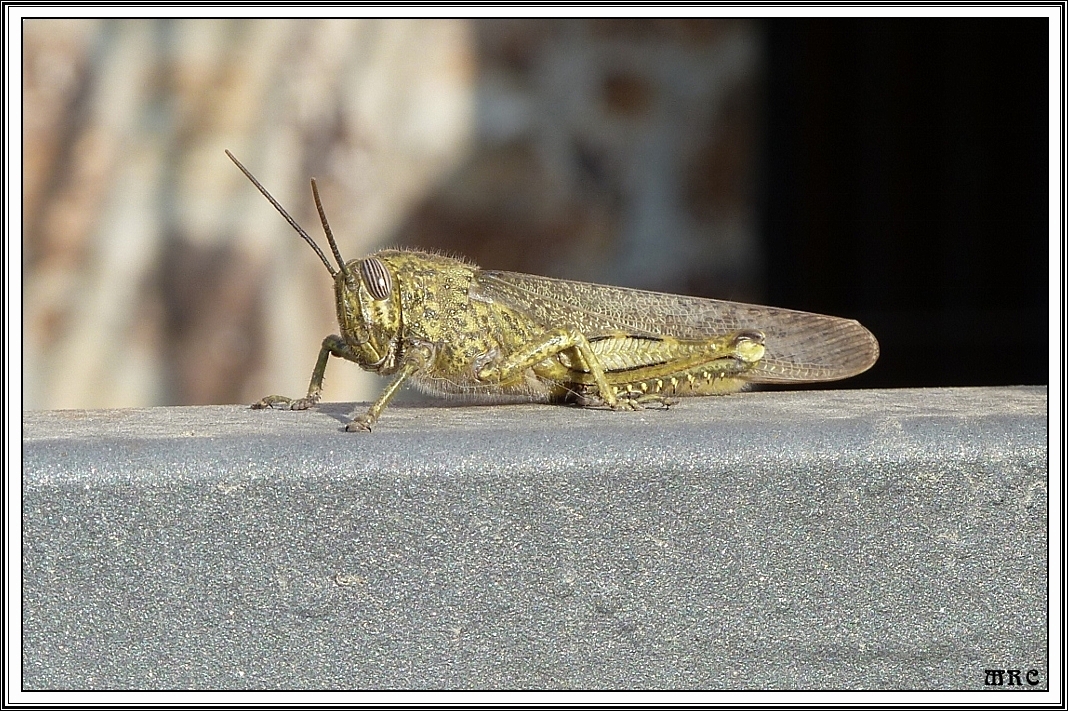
[472,270,879,383]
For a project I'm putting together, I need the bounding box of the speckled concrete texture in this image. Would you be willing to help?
[22,387,1048,690]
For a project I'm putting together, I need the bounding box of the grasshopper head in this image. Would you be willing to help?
[335,255,402,371]
[225,151,403,372]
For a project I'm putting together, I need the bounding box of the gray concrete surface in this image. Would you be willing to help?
[22,386,1048,690]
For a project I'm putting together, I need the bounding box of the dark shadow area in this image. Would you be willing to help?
[762,18,1049,388]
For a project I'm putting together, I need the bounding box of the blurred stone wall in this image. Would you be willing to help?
[23,19,476,409]
[22,18,760,410]
[405,20,762,296]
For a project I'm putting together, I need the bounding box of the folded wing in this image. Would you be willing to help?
[472,270,879,383]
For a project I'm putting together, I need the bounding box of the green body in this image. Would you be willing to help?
[256,248,878,431]
[227,150,878,432]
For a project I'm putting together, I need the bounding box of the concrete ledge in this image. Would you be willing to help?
[22,386,1048,690]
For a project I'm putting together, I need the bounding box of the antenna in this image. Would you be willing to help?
[225,150,337,277]
[311,178,350,278]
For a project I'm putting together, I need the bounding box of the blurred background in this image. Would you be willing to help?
[21,18,1049,411]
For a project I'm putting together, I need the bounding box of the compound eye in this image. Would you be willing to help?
[358,257,393,301]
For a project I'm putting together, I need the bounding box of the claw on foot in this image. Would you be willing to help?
[251,394,319,411]
[251,395,292,410]
[289,396,319,411]
[610,390,675,411]
[633,393,676,409]
[345,414,375,432]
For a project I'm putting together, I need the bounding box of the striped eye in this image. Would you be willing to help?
[358,257,393,301]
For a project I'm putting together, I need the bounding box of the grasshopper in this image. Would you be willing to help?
[227,151,878,432]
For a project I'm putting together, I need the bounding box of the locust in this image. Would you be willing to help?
[227,151,879,432]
